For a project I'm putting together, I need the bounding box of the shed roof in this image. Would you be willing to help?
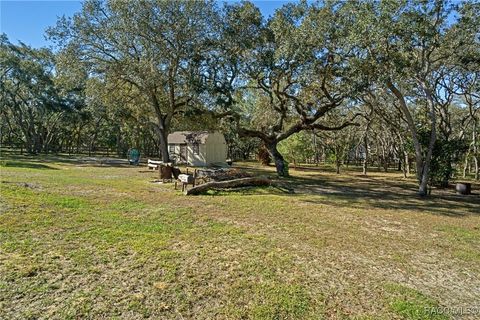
[167,131,210,144]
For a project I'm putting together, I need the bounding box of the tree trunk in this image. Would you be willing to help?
[25,134,34,154]
[387,81,424,184]
[76,127,82,154]
[418,85,437,197]
[474,156,479,180]
[419,145,433,197]
[463,152,470,178]
[403,151,409,178]
[473,121,479,180]
[149,90,172,163]
[266,142,287,177]
[116,127,122,157]
[441,152,452,188]
[382,144,388,172]
[376,146,382,171]
[362,141,368,175]
[89,130,98,157]
[158,128,170,162]
[33,133,42,154]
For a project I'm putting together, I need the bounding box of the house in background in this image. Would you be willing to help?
[167,131,228,167]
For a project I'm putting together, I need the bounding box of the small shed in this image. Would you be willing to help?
[167,131,228,167]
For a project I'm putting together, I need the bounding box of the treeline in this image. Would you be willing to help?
[1,0,479,195]
[0,34,165,157]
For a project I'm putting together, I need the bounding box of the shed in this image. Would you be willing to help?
[167,131,228,167]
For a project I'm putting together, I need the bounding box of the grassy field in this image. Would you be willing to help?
[1,154,479,319]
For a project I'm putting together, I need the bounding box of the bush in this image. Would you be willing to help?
[418,130,468,188]
[429,138,468,187]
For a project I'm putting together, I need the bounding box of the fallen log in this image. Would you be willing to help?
[184,177,271,195]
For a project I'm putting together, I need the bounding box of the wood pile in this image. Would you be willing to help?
[195,168,252,182]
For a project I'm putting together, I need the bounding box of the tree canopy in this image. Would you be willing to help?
[1,0,479,196]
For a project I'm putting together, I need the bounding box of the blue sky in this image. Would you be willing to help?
[0,0,292,48]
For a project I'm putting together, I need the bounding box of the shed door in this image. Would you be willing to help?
[180,144,187,162]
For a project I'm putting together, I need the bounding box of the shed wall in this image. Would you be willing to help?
[167,132,227,166]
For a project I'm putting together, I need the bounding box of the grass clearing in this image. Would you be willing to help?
[1,156,479,319]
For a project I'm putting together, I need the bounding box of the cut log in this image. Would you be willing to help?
[185,177,271,195]
[160,165,173,180]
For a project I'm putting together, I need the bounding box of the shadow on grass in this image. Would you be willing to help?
[232,163,480,217]
[0,154,133,168]
[1,160,59,170]
[292,164,389,173]
[287,174,480,217]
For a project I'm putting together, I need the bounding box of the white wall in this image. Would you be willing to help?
[168,132,227,166]
[187,144,207,166]
[205,132,227,164]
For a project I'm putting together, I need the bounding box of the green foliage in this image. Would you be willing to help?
[0,35,76,153]
[47,0,222,160]
[2,0,479,187]
[221,2,364,176]
[278,131,314,165]
[418,130,468,187]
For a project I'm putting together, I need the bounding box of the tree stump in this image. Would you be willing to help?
[159,165,173,182]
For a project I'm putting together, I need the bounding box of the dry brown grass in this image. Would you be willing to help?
[0,155,479,319]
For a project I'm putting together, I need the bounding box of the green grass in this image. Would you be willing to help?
[386,284,450,320]
[434,225,480,262]
[1,157,479,319]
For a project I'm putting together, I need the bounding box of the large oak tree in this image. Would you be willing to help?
[49,0,219,162]
[216,2,361,176]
